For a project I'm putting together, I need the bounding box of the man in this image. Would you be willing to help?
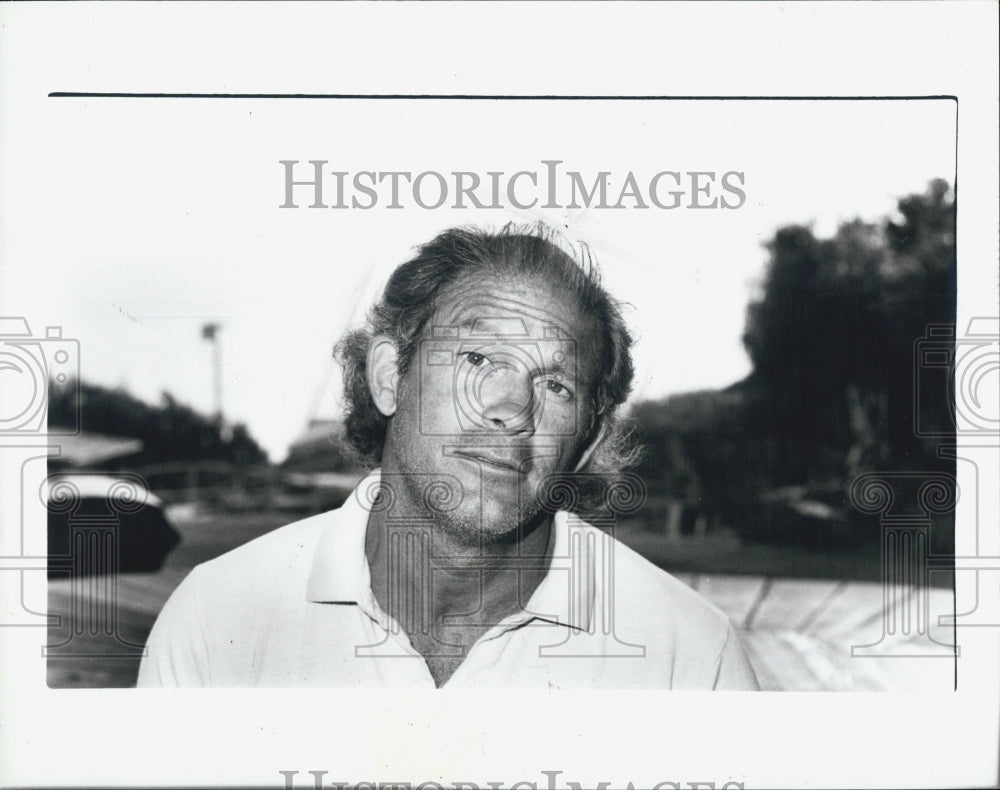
[137,224,758,689]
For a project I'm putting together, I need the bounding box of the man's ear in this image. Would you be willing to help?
[367,336,400,417]
[573,419,608,473]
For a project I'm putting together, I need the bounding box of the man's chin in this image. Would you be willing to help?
[433,501,547,547]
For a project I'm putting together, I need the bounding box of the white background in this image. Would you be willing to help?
[1,3,998,788]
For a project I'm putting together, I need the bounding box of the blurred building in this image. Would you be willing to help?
[279,419,361,513]
[48,428,144,471]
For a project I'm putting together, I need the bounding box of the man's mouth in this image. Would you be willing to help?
[451,449,528,473]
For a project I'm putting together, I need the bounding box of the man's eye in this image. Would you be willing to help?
[541,378,574,400]
[464,351,486,367]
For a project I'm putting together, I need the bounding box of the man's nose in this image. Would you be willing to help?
[475,370,536,434]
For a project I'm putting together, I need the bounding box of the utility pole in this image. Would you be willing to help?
[201,322,223,428]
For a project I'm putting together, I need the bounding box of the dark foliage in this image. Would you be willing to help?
[631,180,956,548]
[48,382,269,467]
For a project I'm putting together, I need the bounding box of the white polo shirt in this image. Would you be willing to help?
[137,473,758,689]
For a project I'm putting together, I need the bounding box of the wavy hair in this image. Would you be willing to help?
[334,223,641,502]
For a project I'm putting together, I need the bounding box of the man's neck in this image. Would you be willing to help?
[364,496,554,672]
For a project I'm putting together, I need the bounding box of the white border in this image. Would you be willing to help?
[1,3,998,788]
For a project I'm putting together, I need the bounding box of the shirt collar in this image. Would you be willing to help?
[508,509,596,632]
[305,470,378,606]
[305,469,596,632]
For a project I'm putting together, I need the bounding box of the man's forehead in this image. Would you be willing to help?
[432,274,586,339]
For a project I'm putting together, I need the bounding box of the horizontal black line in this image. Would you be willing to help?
[48,92,959,102]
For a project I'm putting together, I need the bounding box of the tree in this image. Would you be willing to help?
[49,381,269,467]
[741,179,955,481]
[629,179,956,547]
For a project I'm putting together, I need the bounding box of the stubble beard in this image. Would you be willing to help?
[424,479,548,551]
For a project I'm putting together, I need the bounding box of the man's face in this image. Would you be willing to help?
[383,271,602,544]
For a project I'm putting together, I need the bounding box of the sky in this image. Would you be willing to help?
[1,98,956,461]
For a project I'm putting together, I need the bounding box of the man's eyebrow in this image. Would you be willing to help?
[540,357,578,378]
[453,316,532,337]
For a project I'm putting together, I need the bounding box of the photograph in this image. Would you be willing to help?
[35,97,960,694]
[1,3,997,789]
